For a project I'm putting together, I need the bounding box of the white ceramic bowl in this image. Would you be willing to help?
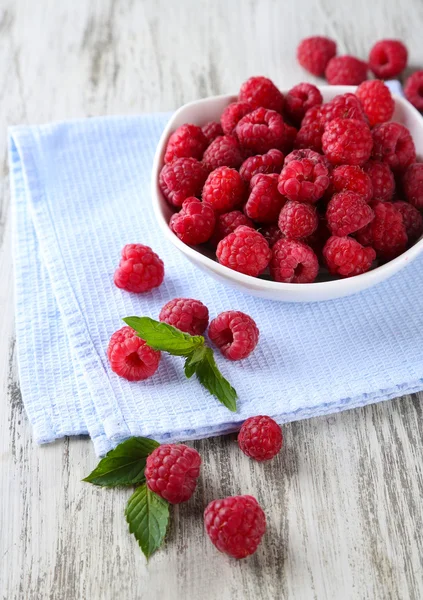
[151,85,423,302]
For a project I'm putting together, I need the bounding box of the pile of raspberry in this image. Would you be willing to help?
[160,75,423,284]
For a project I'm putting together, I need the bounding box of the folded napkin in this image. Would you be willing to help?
[10,82,423,456]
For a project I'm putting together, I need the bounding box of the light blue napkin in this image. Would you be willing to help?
[10,83,423,456]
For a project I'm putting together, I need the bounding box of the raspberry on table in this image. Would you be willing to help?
[331,165,373,203]
[145,444,201,504]
[238,415,283,462]
[278,200,318,239]
[294,121,324,153]
[297,36,337,77]
[363,160,395,202]
[356,80,395,127]
[245,173,285,223]
[202,166,245,213]
[372,122,416,172]
[404,71,423,111]
[323,236,376,277]
[369,39,408,79]
[270,238,319,283]
[260,224,283,247]
[169,197,215,245]
[164,124,208,164]
[159,157,208,208]
[202,135,244,171]
[322,118,373,166]
[238,76,284,113]
[208,310,259,361]
[216,226,271,277]
[325,55,368,85]
[284,83,323,125]
[326,191,374,236]
[209,210,253,248]
[403,163,423,209]
[159,298,209,336]
[356,201,407,260]
[278,158,330,204]
[107,326,161,381]
[394,201,423,244]
[320,93,368,125]
[221,102,253,135]
[239,149,284,183]
[202,121,224,144]
[235,107,286,155]
[114,243,164,293]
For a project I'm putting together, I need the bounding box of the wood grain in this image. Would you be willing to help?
[1,1,423,598]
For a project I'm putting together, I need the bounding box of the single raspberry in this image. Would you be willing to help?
[235,107,286,155]
[294,121,324,153]
[320,93,368,125]
[356,80,395,127]
[297,36,337,77]
[331,165,373,203]
[323,236,376,277]
[159,157,208,208]
[145,444,201,504]
[372,122,416,172]
[208,310,259,361]
[221,102,253,135]
[284,83,323,125]
[278,158,330,204]
[281,123,298,154]
[239,76,284,113]
[114,244,164,293]
[326,191,374,236]
[325,55,368,85]
[356,201,407,259]
[363,160,395,202]
[209,210,253,247]
[322,118,373,166]
[269,238,319,283]
[202,121,224,144]
[394,201,423,243]
[164,124,207,164]
[278,200,318,239]
[260,224,283,247]
[107,326,161,381]
[245,173,285,223]
[239,149,284,183]
[301,105,323,128]
[238,415,283,461]
[284,148,329,169]
[169,198,215,245]
[369,40,408,79]
[404,71,423,111]
[202,167,245,213]
[403,163,423,209]
[216,226,271,277]
[159,298,209,336]
[202,135,244,171]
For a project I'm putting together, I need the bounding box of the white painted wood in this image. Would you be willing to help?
[1,1,423,598]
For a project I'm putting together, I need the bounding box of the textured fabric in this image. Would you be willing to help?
[10,82,423,456]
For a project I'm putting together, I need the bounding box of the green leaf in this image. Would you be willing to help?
[123,316,204,356]
[184,345,207,378]
[83,437,159,487]
[195,347,237,412]
[125,484,169,559]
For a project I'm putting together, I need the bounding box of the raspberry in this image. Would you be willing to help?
[369,40,408,79]
[278,158,330,204]
[238,76,284,113]
[404,71,423,111]
[284,83,323,125]
[326,191,374,236]
[269,238,319,283]
[209,210,253,248]
[107,326,161,381]
[169,198,215,245]
[331,165,373,203]
[159,157,208,208]
[114,244,164,293]
[221,102,253,135]
[245,173,285,223]
[216,226,271,277]
[372,122,416,172]
[363,160,395,202]
[238,415,283,461]
[325,56,368,85]
[239,149,284,183]
[301,105,323,128]
[278,200,318,239]
[323,236,376,277]
[284,148,329,169]
[164,124,207,164]
[297,36,337,77]
[202,121,224,144]
[202,167,245,213]
[356,201,407,259]
[322,118,373,166]
[260,224,283,247]
[294,121,324,153]
[320,93,368,125]
[202,135,244,171]
[403,163,423,209]
[394,201,423,243]
[208,310,259,361]
[145,444,201,504]
[356,80,395,127]
[281,123,298,154]
[235,108,286,155]
[159,298,209,336]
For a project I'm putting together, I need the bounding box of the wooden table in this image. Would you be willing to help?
[1,1,423,598]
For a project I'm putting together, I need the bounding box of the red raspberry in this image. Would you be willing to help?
[356,80,395,127]
[331,165,373,203]
[403,163,423,209]
[325,56,368,85]
[239,149,284,183]
[301,105,323,128]
[285,83,323,125]
[297,36,337,77]
[170,197,215,245]
[202,135,244,171]
[159,298,209,336]
[294,121,324,153]
[159,157,208,208]
[270,238,319,283]
[284,148,329,168]
[238,415,283,461]
[322,118,373,166]
[260,224,283,247]
[369,40,408,79]
[245,173,285,223]
[208,310,259,361]
[372,122,416,172]
[209,210,253,248]
[114,244,164,293]
[235,108,286,155]
[164,124,208,164]
[238,76,284,113]
[394,201,423,243]
[326,191,374,236]
[320,93,368,125]
[278,158,330,204]
[107,326,161,381]
[221,102,253,135]
[202,167,245,214]
[216,226,271,277]
[145,444,201,504]
[323,236,376,277]
[281,123,298,154]
[356,201,407,260]
[202,121,224,144]
[278,200,318,239]
[404,71,423,111]
[363,160,395,202]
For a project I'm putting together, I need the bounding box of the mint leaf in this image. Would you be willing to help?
[83,437,159,487]
[125,484,169,559]
[195,348,237,412]
[123,316,204,356]
[184,345,207,378]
